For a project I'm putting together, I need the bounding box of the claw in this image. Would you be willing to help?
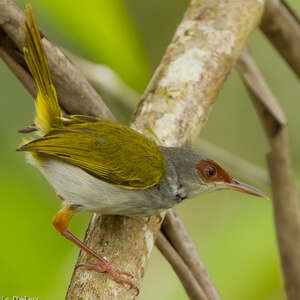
[75,262,139,295]
[51,210,139,295]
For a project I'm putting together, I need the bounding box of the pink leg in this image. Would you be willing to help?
[52,206,138,294]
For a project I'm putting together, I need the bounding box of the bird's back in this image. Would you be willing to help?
[18,116,166,190]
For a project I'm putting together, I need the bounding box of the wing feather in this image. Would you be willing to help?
[18,119,165,189]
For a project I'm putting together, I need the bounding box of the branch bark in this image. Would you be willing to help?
[162,210,221,300]
[237,48,300,300]
[156,231,208,300]
[0,0,265,299]
[261,0,300,79]
[68,51,139,112]
[130,1,264,147]
[0,0,114,120]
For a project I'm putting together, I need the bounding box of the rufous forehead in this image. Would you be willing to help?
[196,159,232,183]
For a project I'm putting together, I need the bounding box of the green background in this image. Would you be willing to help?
[1,0,300,299]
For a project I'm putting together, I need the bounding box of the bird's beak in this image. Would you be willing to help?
[217,179,267,198]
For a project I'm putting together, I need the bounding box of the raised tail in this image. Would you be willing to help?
[24,4,62,134]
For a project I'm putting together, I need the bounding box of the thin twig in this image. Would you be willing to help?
[0,28,37,97]
[237,48,300,300]
[0,0,115,120]
[156,231,208,300]
[261,0,300,79]
[67,51,139,111]
[162,211,221,300]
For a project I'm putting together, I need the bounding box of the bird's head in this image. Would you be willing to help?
[194,158,266,198]
[162,147,266,199]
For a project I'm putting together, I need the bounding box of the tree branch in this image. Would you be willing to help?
[237,48,300,300]
[0,0,115,120]
[0,28,37,97]
[156,231,208,300]
[130,1,264,147]
[162,210,221,300]
[261,0,300,79]
[67,51,139,112]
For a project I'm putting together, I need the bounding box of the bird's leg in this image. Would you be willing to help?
[52,206,138,292]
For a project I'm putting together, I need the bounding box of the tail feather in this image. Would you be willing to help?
[24,5,61,134]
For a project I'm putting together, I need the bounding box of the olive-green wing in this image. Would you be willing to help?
[18,119,165,190]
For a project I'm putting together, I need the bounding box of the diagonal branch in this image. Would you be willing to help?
[130,1,264,147]
[156,231,208,300]
[261,0,300,79]
[67,51,140,111]
[237,48,300,300]
[161,210,221,300]
[0,0,114,120]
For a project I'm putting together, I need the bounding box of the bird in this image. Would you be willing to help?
[17,5,266,292]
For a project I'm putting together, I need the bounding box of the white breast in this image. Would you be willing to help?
[26,153,169,216]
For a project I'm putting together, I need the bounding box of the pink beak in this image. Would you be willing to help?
[217,179,267,198]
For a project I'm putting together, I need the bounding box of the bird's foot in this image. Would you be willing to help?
[75,261,139,294]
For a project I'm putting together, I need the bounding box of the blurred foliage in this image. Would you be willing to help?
[1,0,300,299]
[16,0,150,92]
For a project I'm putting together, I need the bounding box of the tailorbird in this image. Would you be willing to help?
[17,5,266,292]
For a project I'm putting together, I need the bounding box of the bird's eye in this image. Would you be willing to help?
[206,166,217,178]
[197,159,232,183]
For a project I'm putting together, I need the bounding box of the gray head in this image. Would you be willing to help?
[160,147,266,199]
